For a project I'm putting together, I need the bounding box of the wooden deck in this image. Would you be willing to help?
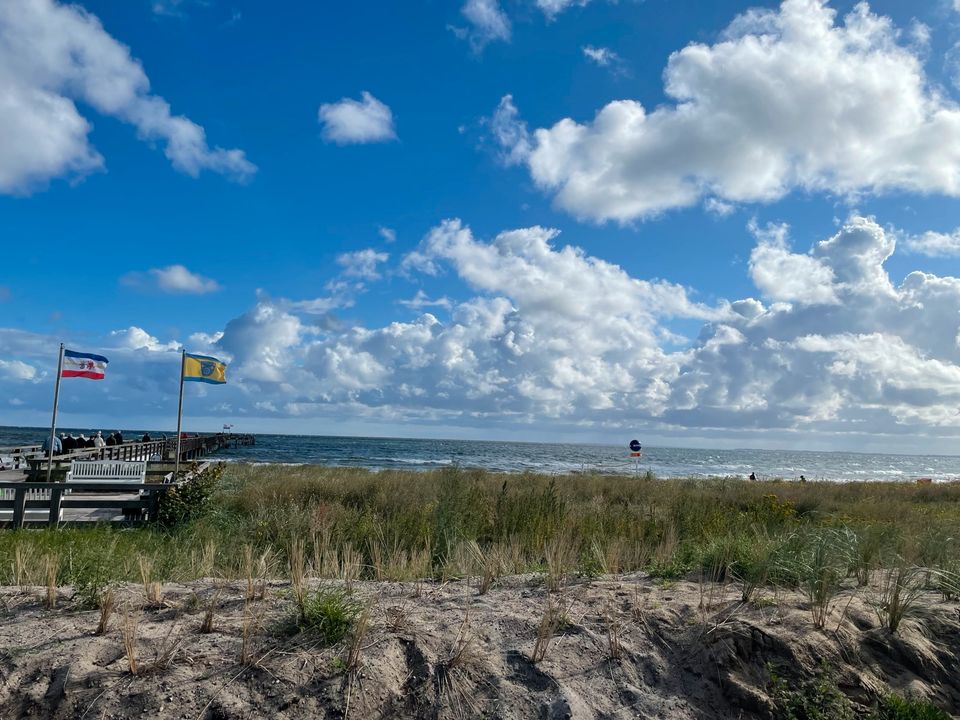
[0,433,254,528]
[1,432,253,482]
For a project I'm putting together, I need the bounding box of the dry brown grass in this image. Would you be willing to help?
[96,588,116,636]
[199,588,221,634]
[121,606,140,675]
[138,555,163,608]
[531,595,568,663]
[42,553,58,610]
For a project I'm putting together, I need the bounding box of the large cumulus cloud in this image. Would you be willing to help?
[0,0,255,194]
[494,0,960,222]
[4,216,960,448]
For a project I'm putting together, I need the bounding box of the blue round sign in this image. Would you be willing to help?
[629,439,641,452]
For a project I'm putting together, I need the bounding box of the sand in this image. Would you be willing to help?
[0,573,958,719]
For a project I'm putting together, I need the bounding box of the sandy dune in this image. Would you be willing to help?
[0,574,958,719]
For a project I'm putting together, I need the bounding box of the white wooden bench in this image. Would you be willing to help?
[66,460,150,520]
[66,460,147,485]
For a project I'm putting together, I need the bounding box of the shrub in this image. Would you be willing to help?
[770,663,854,720]
[873,693,951,720]
[294,588,362,645]
[157,463,225,527]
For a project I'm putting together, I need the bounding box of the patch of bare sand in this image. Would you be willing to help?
[0,574,957,719]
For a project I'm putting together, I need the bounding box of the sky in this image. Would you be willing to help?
[5,0,960,452]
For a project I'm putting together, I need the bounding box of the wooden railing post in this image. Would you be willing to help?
[12,488,26,530]
[147,488,160,522]
[48,487,63,527]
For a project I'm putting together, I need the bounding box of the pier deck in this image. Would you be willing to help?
[0,433,254,528]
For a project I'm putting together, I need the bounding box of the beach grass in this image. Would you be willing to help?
[1,464,958,597]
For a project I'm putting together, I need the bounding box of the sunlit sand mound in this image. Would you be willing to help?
[0,573,957,719]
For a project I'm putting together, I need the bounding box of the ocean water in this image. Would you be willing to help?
[2,425,959,482]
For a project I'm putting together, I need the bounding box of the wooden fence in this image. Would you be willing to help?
[0,481,171,529]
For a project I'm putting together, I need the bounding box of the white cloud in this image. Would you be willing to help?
[704,198,735,217]
[664,215,960,431]
[489,95,531,166]
[904,228,960,257]
[216,302,305,383]
[378,226,397,243]
[336,249,390,280]
[908,20,930,48]
[398,290,453,311]
[151,0,187,17]
[121,265,221,294]
[109,327,180,352]
[6,215,960,449]
[318,92,396,145]
[582,45,619,66]
[495,0,960,222]
[0,359,38,382]
[748,220,839,305]
[455,0,511,51]
[537,0,591,18]
[0,0,255,195]
[233,216,960,441]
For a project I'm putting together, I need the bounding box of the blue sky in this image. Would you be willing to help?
[5,0,960,452]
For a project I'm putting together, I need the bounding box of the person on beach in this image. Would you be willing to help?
[749,472,757,481]
[800,474,806,482]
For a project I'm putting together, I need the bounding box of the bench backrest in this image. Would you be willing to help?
[67,460,147,483]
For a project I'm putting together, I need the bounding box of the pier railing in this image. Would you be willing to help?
[0,481,169,528]
[0,432,254,481]
[0,433,252,528]
[0,455,232,529]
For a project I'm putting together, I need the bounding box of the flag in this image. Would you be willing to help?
[62,349,109,380]
[183,353,227,384]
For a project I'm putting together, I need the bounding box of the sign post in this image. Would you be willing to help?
[629,439,642,476]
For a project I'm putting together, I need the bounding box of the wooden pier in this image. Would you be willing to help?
[1,432,254,482]
[0,433,254,528]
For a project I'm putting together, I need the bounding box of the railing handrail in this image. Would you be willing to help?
[0,481,165,490]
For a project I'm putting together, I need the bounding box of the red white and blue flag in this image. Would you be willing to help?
[62,349,109,380]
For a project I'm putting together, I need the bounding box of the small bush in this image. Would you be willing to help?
[294,588,362,645]
[872,693,951,720]
[157,463,225,527]
[770,663,854,720]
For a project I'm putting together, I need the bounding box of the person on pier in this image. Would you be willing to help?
[42,434,62,456]
[93,431,106,448]
[61,433,75,453]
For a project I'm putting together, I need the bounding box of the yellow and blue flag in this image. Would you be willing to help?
[183,353,227,384]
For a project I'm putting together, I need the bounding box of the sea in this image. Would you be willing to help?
[2,425,959,482]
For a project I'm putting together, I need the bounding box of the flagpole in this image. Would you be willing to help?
[174,349,186,480]
[46,344,65,483]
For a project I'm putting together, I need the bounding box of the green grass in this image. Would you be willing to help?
[292,587,362,644]
[874,693,952,720]
[1,464,958,593]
